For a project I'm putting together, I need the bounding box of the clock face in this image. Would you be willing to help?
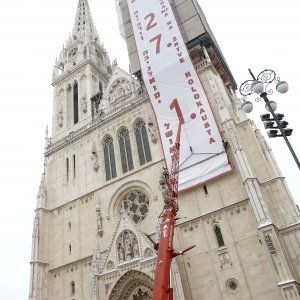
[69,48,78,58]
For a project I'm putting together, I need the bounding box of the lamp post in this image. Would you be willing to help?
[239,68,300,170]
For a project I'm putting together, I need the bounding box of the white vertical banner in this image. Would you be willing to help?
[127,0,231,191]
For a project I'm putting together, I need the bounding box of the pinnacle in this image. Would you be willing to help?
[72,0,98,42]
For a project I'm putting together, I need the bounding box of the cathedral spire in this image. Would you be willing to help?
[72,0,99,43]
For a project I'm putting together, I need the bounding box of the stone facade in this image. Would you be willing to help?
[29,1,300,299]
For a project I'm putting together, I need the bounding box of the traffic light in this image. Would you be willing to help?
[260,113,293,138]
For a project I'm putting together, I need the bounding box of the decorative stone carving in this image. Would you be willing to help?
[81,95,87,113]
[91,143,99,171]
[109,78,131,104]
[107,260,114,270]
[117,230,139,263]
[57,107,63,128]
[182,220,200,232]
[133,238,139,258]
[228,128,242,152]
[217,248,232,269]
[96,197,103,236]
[105,283,112,294]
[147,116,158,143]
[215,96,225,110]
[117,243,125,263]
[144,248,154,258]
[264,234,276,255]
[130,287,152,300]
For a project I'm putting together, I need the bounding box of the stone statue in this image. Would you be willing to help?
[81,95,87,113]
[58,108,63,128]
[124,233,133,261]
[147,116,158,143]
[118,243,125,263]
[91,143,99,171]
[133,238,139,258]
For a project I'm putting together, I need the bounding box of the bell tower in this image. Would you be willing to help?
[51,0,111,138]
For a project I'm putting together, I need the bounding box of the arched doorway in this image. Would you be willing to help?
[109,270,153,300]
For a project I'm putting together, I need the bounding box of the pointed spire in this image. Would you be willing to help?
[72,0,98,42]
[37,173,47,209]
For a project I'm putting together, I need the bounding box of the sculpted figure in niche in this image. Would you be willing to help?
[124,232,133,260]
[144,248,154,258]
[132,238,139,258]
[81,95,87,113]
[147,116,158,143]
[118,243,125,263]
[58,107,63,128]
[117,230,139,263]
[91,143,99,171]
[107,260,114,270]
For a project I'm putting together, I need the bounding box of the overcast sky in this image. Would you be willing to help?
[0,0,299,299]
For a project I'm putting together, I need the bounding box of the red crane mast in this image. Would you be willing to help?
[152,100,195,300]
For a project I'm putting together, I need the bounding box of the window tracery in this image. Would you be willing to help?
[118,128,134,173]
[117,230,139,263]
[135,120,152,165]
[120,191,149,224]
[103,136,117,181]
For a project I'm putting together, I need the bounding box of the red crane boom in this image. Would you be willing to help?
[152,103,195,300]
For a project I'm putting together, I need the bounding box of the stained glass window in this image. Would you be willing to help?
[135,120,152,165]
[119,128,134,173]
[103,136,117,181]
[121,191,149,224]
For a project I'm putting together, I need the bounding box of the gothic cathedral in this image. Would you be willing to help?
[29,0,300,299]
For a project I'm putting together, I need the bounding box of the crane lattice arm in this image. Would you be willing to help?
[152,112,195,300]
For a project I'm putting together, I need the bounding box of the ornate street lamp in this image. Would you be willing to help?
[239,69,300,170]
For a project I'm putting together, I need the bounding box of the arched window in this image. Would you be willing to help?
[66,158,69,182]
[99,82,103,93]
[71,281,75,295]
[135,120,152,165]
[73,154,76,178]
[118,128,134,173]
[214,225,225,247]
[73,81,79,124]
[103,136,117,181]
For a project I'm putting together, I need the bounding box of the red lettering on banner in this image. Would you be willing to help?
[167,21,173,30]
[154,92,160,99]
[185,71,191,78]
[164,123,170,130]
[165,130,173,138]
[149,77,155,84]
[169,146,176,153]
[209,138,216,144]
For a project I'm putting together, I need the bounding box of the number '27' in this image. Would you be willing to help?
[144,13,161,54]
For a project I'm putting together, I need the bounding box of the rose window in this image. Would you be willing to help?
[121,191,149,224]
